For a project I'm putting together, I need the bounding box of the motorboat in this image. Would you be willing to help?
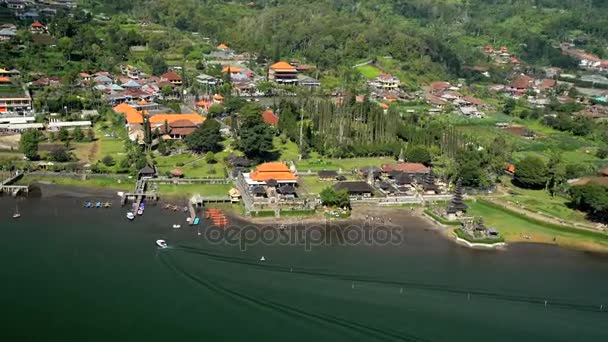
[84,202,92,208]
[126,212,135,220]
[156,240,168,248]
[260,256,266,261]
[95,202,102,208]
[137,203,144,215]
[173,224,181,229]
[193,217,200,225]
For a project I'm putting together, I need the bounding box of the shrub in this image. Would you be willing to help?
[102,155,115,167]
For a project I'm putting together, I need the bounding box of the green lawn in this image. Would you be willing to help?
[356,65,382,79]
[298,175,337,195]
[275,137,300,161]
[157,183,233,197]
[467,200,608,251]
[498,178,590,224]
[296,156,394,172]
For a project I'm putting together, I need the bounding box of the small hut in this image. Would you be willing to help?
[318,170,339,181]
[138,165,157,179]
[229,188,241,203]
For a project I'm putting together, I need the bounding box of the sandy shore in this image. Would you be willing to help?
[18,183,608,254]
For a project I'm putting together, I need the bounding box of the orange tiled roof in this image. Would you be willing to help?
[0,77,10,83]
[254,162,290,173]
[149,114,205,125]
[222,66,241,73]
[126,112,144,124]
[270,61,296,71]
[250,171,297,182]
[114,103,136,114]
[137,99,148,105]
[218,44,229,50]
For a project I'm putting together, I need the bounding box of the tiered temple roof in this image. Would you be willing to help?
[447,180,467,214]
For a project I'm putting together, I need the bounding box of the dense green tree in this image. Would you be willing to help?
[58,127,70,142]
[503,98,516,115]
[405,145,432,165]
[20,129,40,160]
[157,136,168,156]
[102,155,115,167]
[238,104,275,160]
[514,156,549,189]
[546,151,566,196]
[49,147,71,162]
[185,119,223,153]
[72,127,84,142]
[320,187,350,208]
[207,104,225,118]
[570,183,608,222]
[597,146,608,159]
[145,54,168,76]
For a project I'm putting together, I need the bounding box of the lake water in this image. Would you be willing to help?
[1,193,607,341]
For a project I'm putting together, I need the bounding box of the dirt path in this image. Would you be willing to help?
[87,141,99,163]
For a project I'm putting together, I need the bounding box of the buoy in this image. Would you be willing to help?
[260,256,266,261]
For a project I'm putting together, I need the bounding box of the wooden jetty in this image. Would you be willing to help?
[121,178,158,219]
[1,172,28,196]
[189,194,231,225]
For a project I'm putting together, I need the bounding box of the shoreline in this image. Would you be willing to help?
[10,182,608,254]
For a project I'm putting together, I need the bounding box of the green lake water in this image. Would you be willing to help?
[1,194,607,341]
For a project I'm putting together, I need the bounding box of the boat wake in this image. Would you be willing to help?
[163,245,607,315]
[158,252,426,342]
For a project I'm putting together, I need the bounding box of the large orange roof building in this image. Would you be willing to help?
[247,162,298,184]
[268,61,298,84]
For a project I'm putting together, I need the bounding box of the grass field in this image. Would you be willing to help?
[296,156,393,172]
[275,137,300,161]
[356,65,382,79]
[157,183,233,197]
[497,178,590,224]
[298,175,337,195]
[467,200,608,252]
